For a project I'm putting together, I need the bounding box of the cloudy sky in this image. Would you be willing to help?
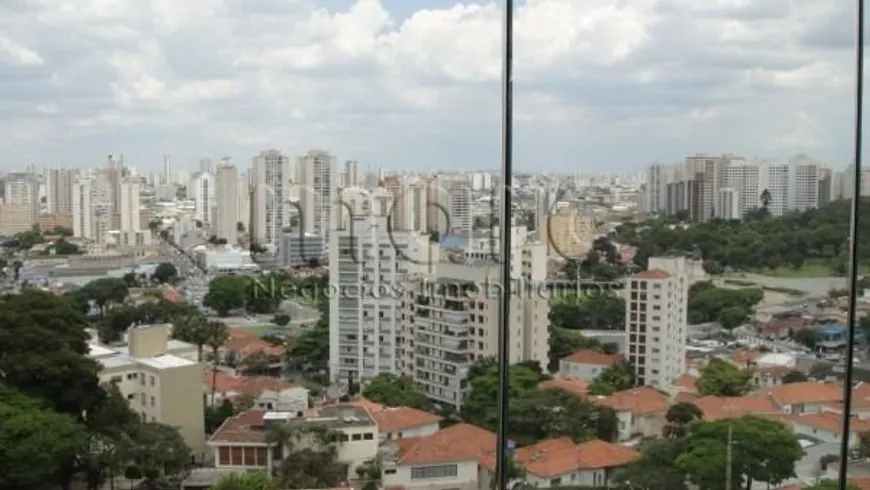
[0,0,857,174]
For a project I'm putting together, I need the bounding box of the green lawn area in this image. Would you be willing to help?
[722,279,806,297]
[752,259,870,278]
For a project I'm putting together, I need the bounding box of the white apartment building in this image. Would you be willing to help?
[723,158,762,218]
[191,171,215,226]
[788,154,821,212]
[119,180,140,232]
[400,229,549,408]
[427,175,472,237]
[237,171,251,233]
[87,324,206,461]
[328,215,435,385]
[72,178,93,239]
[5,172,38,224]
[717,188,740,220]
[296,149,335,237]
[215,161,239,243]
[403,255,549,409]
[251,149,291,245]
[47,167,78,214]
[624,257,689,388]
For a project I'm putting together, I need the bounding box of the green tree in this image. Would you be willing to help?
[172,311,213,362]
[461,361,544,429]
[124,422,192,477]
[718,305,749,330]
[793,328,820,349]
[677,416,804,490]
[152,263,179,284]
[362,373,432,410]
[81,277,130,316]
[508,388,617,445]
[205,400,237,434]
[0,384,88,489]
[273,313,291,326]
[212,472,275,490]
[663,402,702,439]
[267,424,346,489]
[613,439,689,490]
[587,361,635,396]
[205,321,231,404]
[782,370,809,384]
[0,290,103,416]
[549,291,625,331]
[287,323,329,374]
[696,358,753,397]
[204,275,249,316]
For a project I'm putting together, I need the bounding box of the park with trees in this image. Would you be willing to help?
[615,198,870,275]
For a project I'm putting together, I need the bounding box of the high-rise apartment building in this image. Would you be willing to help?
[4,172,38,224]
[328,215,434,385]
[397,227,548,409]
[624,257,689,388]
[107,154,120,216]
[191,172,214,226]
[72,178,93,239]
[215,161,239,243]
[46,168,78,214]
[788,154,821,212]
[647,154,827,220]
[119,180,140,232]
[426,175,472,237]
[252,150,291,245]
[296,150,335,237]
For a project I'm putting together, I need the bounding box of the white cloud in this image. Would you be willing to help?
[0,0,858,171]
[0,35,44,66]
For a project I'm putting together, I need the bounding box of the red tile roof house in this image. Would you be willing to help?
[208,404,379,479]
[558,350,623,382]
[479,437,639,488]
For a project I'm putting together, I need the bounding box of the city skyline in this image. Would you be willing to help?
[0,0,857,172]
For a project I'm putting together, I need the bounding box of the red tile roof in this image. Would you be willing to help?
[632,268,670,280]
[481,437,638,477]
[394,423,495,466]
[209,410,268,444]
[562,350,623,366]
[369,407,442,434]
[694,395,778,421]
[538,376,588,397]
[224,328,286,357]
[202,370,294,398]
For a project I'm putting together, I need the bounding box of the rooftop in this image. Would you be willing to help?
[562,349,623,366]
[632,268,670,280]
[209,405,376,446]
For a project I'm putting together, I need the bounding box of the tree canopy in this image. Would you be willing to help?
[0,289,193,489]
[688,281,763,327]
[204,275,250,316]
[614,198,870,274]
[460,359,616,444]
[362,373,433,410]
[587,361,635,396]
[152,262,179,284]
[80,277,129,316]
[696,358,753,397]
[676,416,803,489]
[549,291,625,331]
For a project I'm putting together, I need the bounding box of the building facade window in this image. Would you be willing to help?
[410,464,458,480]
